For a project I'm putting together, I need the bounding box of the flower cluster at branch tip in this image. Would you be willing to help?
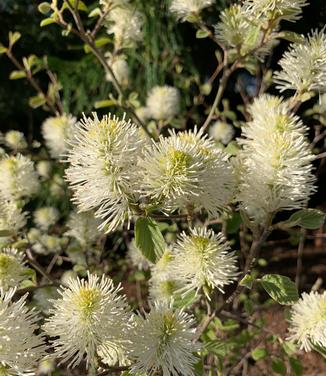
[65,211,101,247]
[4,131,27,151]
[209,121,235,145]
[65,113,145,234]
[129,301,199,376]
[105,55,129,88]
[170,0,214,20]
[0,197,26,237]
[43,272,131,368]
[33,206,59,231]
[0,288,46,375]
[146,85,180,121]
[274,30,326,94]
[42,114,76,159]
[288,291,326,351]
[237,94,316,223]
[0,154,39,200]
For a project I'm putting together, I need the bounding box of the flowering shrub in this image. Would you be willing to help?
[0,0,326,375]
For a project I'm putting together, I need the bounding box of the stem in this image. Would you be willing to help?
[295,228,306,289]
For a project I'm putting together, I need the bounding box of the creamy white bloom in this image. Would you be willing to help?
[129,302,199,376]
[274,30,326,94]
[169,227,238,297]
[105,56,129,88]
[0,198,26,235]
[244,0,307,22]
[4,131,27,151]
[209,121,235,145]
[288,291,326,351]
[106,5,143,46]
[170,0,213,20]
[146,86,180,121]
[36,161,51,179]
[43,273,131,368]
[237,95,316,223]
[42,114,76,159]
[65,211,101,247]
[0,248,29,291]
[33,207,59,231]
[0,154,39,200]
[215,4,276,59]
[65,113,145,233]
[128,239,151,271]
[139,128,235,217]
[0,288,46,375]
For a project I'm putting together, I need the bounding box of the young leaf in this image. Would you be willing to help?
[9,70,27,80]
[289,357,303,376]
[251,347,268,361]
[40,18,56,27]
[29,94,46,109]
[281,209,325,230]
[8,31,21,48]
[135,217,166,263]
[239,274,254,289]
[196,29,210,39]
[271,357,286,375]
[259,274,299,305]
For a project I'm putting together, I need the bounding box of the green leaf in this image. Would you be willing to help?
[251,347,268,361]
[40,18,56,27]
[63,0,88,12]
[94,99,117,109]
[9,70,27,80]
[196,29,210,39]
[84,37,112,53]
[271,357,286,375]
[277,31,305,44]
[8,31,21,48]
[282,209,326,230]
[239,274,254,289]
[135,217,166,263]
[0,44,8,54]
[28,94,46,109]
[289,357,303,376]
[260,274,299,305]
[38,2,52,14]
[226,212,242,234]
[0,229,14,237]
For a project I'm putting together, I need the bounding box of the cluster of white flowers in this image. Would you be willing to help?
[42,114,76,159]
[209,121,235,145]
[288,291,326,352]
[0,288,46,375]
[274,30,326,94]
[129,302,199,376]
[0,197,26,236]
[0,154,39,200]
[105,55,129,88]
[65,113,145,233]
[33,206,59,231]
[105,5,143,46]
[146,86,180,121]
[0,248,28,291]
[4,130,27,151]
[237,94,316,223]
[170,0,214,20]
[139,128,235,217]
[65,211,101,247]
[43,273,131,368]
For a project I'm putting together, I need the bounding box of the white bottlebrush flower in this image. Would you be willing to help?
[244,0,307,22]
[274,30,326,94]
[209,121,235,145]
[0,154,39,200]
[0,197,26,235]
[170,0,214,20]
[36,161,51,179]
[288,291,326,352]
[0,248,29,291]
[237,95,316,223]
[106,56,129,88]
[129,302,199,376]
[4,131,27,151]
[139,128,235,217]
[127,239,151,271]
[0,288,46,375]
[106,5,143,46]
[43,272,131,368]
[42,114,76,159]
[65,211,101,247]
[65,113,145,233]
[149,250,180,304]
[215,4,276,60]
[146,86,180,121]
[169,227,238,297]
[33,207,59,231]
